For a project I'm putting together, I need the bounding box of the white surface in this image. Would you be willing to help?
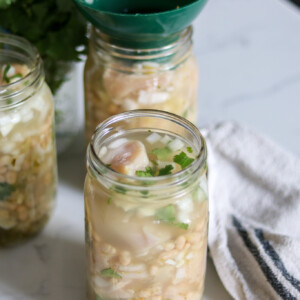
[1,0,300,299]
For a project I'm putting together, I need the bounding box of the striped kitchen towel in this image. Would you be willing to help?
[205,122,300,300]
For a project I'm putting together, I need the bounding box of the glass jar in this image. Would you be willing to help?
[85,110,208,299]
[0,34,57,246]
[84,26,199,140]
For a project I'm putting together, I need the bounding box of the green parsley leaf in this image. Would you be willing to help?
[173,152,194,169]
[187,146,193,153]
[107,197,112,205]
[148,129,152,132]
[140,190,149,196]
[174,223,189,230]
[151,147,172,160]
[136,166,155,177]
[155,205,176,223]
[0,183,15,201]
[111,185,127,194]
[100,268,122,278]
[3,65,11,83]
[151,160,158,166]
[158,164,174,176]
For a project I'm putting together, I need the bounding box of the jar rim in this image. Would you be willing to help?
[87,109,207,193]
[0,33,43,109]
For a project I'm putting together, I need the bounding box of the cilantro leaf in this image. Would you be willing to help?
[187,146,193,153]
[111,185,127,194]
[158,165,174,176]
[174,223,189,230]
[155,205,176,223]
[173,152,194,169]
[0,183,15,201]
[151,147,172,160]
[100,268,122,278]
[3,65,11,83]
[155,205,189,230]
[136,167,154,177]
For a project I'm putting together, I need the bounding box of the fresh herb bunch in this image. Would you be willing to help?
[0,0,87,94]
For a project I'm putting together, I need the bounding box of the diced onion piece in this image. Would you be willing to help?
[6,65,16,77]
[94,276,111,288]
[119,264,146,272]
[98,146,107,158]
[176,267,186,279]
[121,272,148,279]
[122,98,139,110]
[107,138,128,149]
[166,259,176,266]
[138,90,169,104]
[169,138,185,152]
[160,134,172,145]
[146,132,161,144]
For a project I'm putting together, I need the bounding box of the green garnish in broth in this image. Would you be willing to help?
[174,152,194,169]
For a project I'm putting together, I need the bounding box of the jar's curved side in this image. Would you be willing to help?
[0,82,57,246]
[84,162,208,299]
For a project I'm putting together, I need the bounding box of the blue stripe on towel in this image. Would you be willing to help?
[255,228,300,294]
[232,215,296,300]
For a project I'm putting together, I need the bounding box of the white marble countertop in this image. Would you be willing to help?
[1,0,300,299]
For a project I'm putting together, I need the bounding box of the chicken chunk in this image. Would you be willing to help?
[100,140,149,176]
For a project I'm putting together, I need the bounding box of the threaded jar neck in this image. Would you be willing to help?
[90,26,194,73]
[0,33,44,111]
[86,110,207,201]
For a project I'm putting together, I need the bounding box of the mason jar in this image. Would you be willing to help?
[84,26,199,139]
[85,110,208,299]
[0,34,57,246]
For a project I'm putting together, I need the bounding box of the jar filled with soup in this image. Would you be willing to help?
[0,34,57,246]
[84,26,199,139]
[85,110,208,299]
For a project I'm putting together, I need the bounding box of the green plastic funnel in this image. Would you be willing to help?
[74,0,208,47]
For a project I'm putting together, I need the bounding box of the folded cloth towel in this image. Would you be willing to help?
[205,122,300,300]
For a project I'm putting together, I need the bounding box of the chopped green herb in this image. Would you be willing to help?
[174,152,194,169]
[136,166,155,177]
[105,164,111,168]
[100,268,122,279]
[2,64,22,84]
[155,205,176,223]
[3,65,11,83]
[151,160,158,166]
[187,146,193,153]
[111,185,127,194]
[182,109,188,118]
[174,223,189,230]
[148,129,152,132]
[140,190,149,196]
[151,147,172,160]
[6,98,13,105]
[107,197,112,204]
[158,164,174,176]
[0,183,15,201]
[155,205,189,230]
[9,73,22,81]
